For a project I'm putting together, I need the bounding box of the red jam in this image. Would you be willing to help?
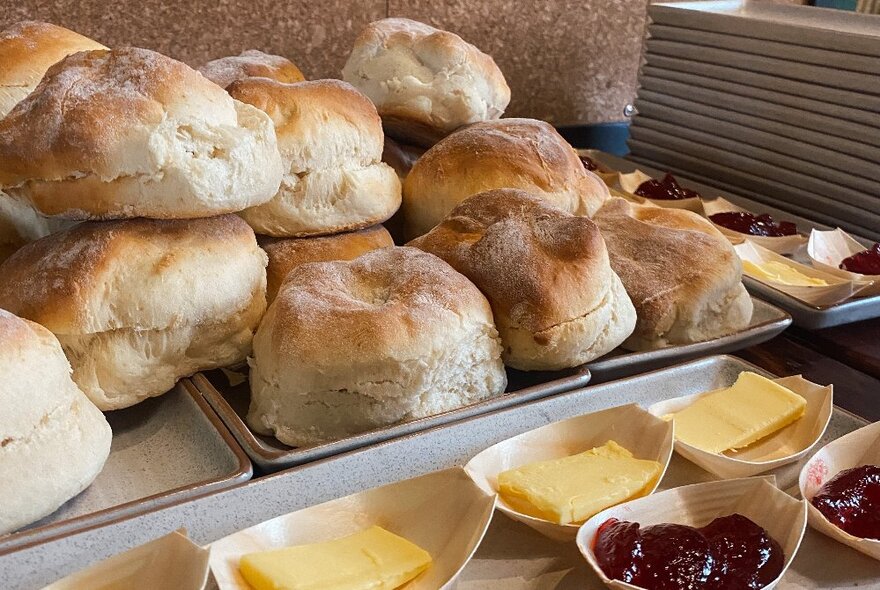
[635,173,702,201]
[811,465,880,539]
[594,514,784,590]
[839,243,880,275]
[579,155,600,171]
[709,212,798,238]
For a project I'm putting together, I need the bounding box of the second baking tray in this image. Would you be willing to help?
[195,299,789,471]
[2,355,870,589]
[0,381,251,556]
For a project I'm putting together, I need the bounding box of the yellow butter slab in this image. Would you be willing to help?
[497,440,662,525]
[743,259,829,287]
[671,372,807,454]
[239,525,431,590]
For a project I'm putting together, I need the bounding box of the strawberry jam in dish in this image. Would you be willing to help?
[579,155,600,171]
[709,212,798,238]
[594,514,785,589]
[811,465,880,539]
[635,173,701,201]
[839,243,880,275]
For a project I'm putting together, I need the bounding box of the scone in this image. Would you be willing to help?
[0,20,106,118]
[0,47,282,220]
[248,246,507,446]
[0,309,111,534]
[262,225,394,303]
[199,49,305,89]
[402,118,610,238]
[0,216,268,410]
[230,78,401,237]
[410,189,636,370]
[343,18,510,147]
[594,198,754,350]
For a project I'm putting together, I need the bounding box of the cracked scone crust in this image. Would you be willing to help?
[0,215,268,410]
[594,197,754,351]
[0,310,111,534]
[410,189,636,371]
[342,17,510,147]
[0,47,282,219]
[247,246,507,446]
[231,78,401,237]
[199,49,305,89]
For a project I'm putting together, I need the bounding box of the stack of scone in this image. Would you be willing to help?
[0,14,758,535]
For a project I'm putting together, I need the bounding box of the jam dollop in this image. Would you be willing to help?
[839,243,880,275]
[579,155,600,171]
[635,173,702,201]
[709,212,798,238]
[595,514,784,590]
[811,464,880,539]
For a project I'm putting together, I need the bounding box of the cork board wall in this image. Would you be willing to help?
[1,0,650,125]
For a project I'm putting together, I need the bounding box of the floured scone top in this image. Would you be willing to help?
[199,49,306,89]
[248,246,507,446]
[0,309,111,534]
[343,18,510,146]
[231,78,401,237]
[0,216,268,409]
[594,198,754,351]
[0,47,283,220]
[410,189,636,370]
[402,118,610,238]
[0,21,106,118]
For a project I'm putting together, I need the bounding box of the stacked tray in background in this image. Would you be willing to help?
[632,1,880,242]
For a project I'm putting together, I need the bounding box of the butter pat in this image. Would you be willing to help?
[497,440,662,525]
[239,526,431,590]
[671,372,807,454]
[743,259,828,287]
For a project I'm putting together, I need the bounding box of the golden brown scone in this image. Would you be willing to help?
[229,78,401,237]
[248,246,507,446]
[0,309,111,535]
[593,198,754,351]
[343,18,510,147]
[263,225,394,303]
[0,215,268,410]
[0,21,106,118]
[198,49,305,89]
[402,118,610,238]
[0,47,282,220]
[410,189,636,370]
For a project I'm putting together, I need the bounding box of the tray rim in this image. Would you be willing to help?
[193,365,592,471]
[2,354,870,590]
[0,380,253,557]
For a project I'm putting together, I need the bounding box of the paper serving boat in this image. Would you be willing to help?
[616,169,704,214]
[648,375,832,479]
[208,467,495,589]
[807,228,880,297]
[576,477,807,590]
[463,404,673,542]
[702,197,808,255]
[42,530,209,590]
[799,421,880,560]
[576,149,619,186]
[736,240,858,307]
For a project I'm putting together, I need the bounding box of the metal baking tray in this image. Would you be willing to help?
[648,23,880,76]
[651,1,880,59]
[645,52,880,119]
[597,152,880,328]
[0,381,251,556]
[0,355,870,589]
[637,77,879,167]
[192,365,592,472]
[641,64,880,135]
[626,140,880,240]
[630,115,879,196]
[645,38,878,97]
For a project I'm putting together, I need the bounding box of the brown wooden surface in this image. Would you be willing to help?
[738,328,880,422]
